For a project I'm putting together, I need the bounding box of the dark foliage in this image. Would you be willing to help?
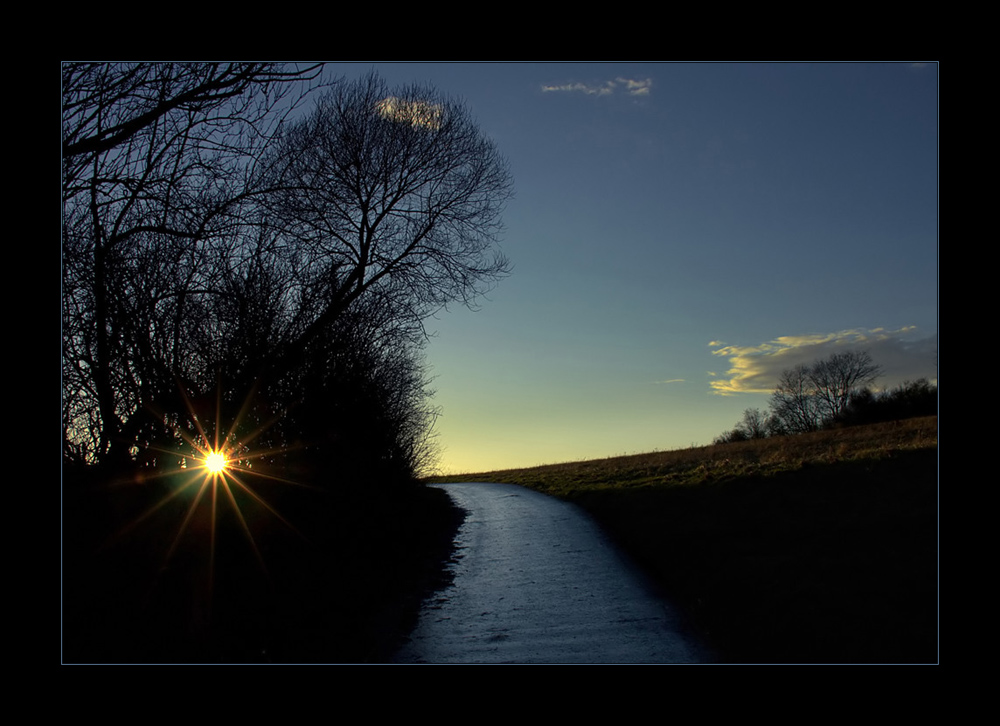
[62,62,327,470]
[63,66,510,484]
[833,379,938,427]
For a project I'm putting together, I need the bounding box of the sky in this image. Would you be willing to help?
[320,62,938,474]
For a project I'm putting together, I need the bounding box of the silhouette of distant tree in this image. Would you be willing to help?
[768,352,882,435]
[714,407,776,444]
[807,350,883,422]
[770,364,824,434]
[714,350,884,440]
[740,407,771,439]
[835,378,937,427]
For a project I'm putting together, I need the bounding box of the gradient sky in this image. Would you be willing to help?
[321,63,938,474]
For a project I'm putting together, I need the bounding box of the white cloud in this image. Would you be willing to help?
[541,78,652,97]
[617,77,652,95]
[708,327,937,396]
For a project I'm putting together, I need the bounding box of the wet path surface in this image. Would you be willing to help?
[392,482,708,664]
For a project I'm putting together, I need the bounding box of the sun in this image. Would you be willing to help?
[204,451,228,474]
[113,383,309,597]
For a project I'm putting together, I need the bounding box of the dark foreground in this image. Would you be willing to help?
[62,466,463,663]
[569,450,939,662]
[65,420,937,663]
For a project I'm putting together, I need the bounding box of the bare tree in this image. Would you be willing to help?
[807,350,883,421]
[62,63,323,196]
[259,73,513,382]
[714,406,772,445]
[716,349,888,443]
[230,74,514,478]
[768,351,883,434]
[740,407,771,439]
[62,62,324,467]
[770,364,823,434]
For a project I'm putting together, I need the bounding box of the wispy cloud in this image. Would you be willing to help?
[542,77,652,97]
[542,81,615,96]
[708,327,937,396]
[618,77,652,95]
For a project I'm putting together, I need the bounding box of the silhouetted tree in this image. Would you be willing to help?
[888,378,937,418]
[62,62,325,468]
[62,63,324,195]
[285,297,439,484]
[713,428,748,445]
[835,378,937,427]
[770,364,823,434]
[63,67,511,483]
[206,73,510,481]
[740,407,771,439]
[715,407,777,445]
[808,350,883,422]
[768,350,883,435]
[260,73,513,370]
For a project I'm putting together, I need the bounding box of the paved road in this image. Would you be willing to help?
[392,482,709,664]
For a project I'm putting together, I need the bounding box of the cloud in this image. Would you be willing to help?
[708,327,937,396]
[617,77,652,95]
[541,77,652,97]
[541,81,615,96]
[377,97,443,129]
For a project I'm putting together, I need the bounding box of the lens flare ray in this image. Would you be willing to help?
[105,381,316,624]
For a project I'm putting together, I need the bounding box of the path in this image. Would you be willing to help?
[392,482,708,664]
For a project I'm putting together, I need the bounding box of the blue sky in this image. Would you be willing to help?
[322,63,938,474]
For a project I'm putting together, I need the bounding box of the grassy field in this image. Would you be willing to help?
[430,417,938,663]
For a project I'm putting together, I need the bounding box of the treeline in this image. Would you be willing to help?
[715,351,937,444]
[62,65,512,487]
